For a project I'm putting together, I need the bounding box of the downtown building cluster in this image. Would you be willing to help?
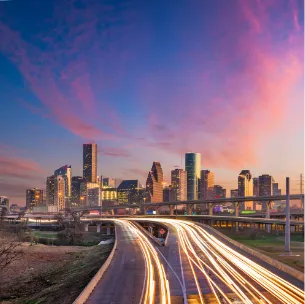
[21,147,284,213]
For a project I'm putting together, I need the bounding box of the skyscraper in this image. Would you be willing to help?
[259,175,273,196]
[26,188,43,211]
[213,185,226,198]
[238,170,253,210]
[117,180,141,204]
[54,175,65,210]
[200,170,215,199]
[54,165,72,197]
[0,196,9,213]
[163,186,177,202]
[146,162,164,203]
[253,177,259,196]
[102,177,116,188]
[46,175,55,206]
[83,143,97,183]
[231,189,239,198]
[272,183,281,195]
[71,176,85,207]
[185,152,201,200]
[171,169,187,201]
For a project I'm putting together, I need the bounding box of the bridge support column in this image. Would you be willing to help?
[234,202,240,217]
[84,223,89,232]
[234,202,240,231]
[107,224,111,235]
[156,207,160,215]
[208,203,214,216]
[169,205,175,216]
[187,204,193,215]
[301,195,305,221]
[129,208,135,216]
[143,206,148,215]
[96,223,101,233]
[265,201,271,233]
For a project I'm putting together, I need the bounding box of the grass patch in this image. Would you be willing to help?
[1,244,113,304]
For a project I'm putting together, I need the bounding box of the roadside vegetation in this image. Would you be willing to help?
[0,210,115,304]
[0,243,113,304]
[222,229,304,272]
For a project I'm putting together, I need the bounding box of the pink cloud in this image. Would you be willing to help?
[0,155,45,180]
[138,0,303,169]
[99,146,131,158]
[0,0,133,140]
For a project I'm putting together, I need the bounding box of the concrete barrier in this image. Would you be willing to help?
[73,226,118,304]
[132,221,164,246]
[197,223,304,282]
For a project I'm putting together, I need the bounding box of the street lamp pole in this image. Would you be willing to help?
[285,177,290,252]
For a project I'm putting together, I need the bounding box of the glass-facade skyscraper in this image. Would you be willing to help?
[146,162,164,202]
[238,170,253,210]
[83,143,97,183]
[171,169,187,201]
[185,152,201,200]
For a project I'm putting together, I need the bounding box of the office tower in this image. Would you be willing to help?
[238,170,253,210]
[213,185,226,198]
[46,175,55,206]
[54,165,72,197]
[272,183,281,196]
[231,189,239,198]
[54,176,65,210]
[102,188,117,201]
[185,152,201,200]
[117,180,141,204]
[163,186,177,202]
[259,175,273,196]
[102,177,116,188]
[26,188,43,211]
[146,162,164,203]
[253,177,259,196]
[0,196,9,213]
[83,143,97,183]
[71,176,84,207]
[200,170,215,199]
[171,169,187,201]
[87,184,101,206]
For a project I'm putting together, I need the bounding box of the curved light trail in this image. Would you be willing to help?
[133,218,304,304]
[114,219,171,304]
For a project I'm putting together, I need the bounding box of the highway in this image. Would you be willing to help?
[87,218,304,304]
[86,219,171,304]
[136,219,304,303]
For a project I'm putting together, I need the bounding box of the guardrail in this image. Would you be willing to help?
[198,223,304,282]
[73,226,118,304]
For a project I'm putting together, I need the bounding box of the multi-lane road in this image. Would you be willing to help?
[87,218,304,304]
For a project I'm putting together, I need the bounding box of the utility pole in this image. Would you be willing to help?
[300,174,304,210]
[285,177,290,252]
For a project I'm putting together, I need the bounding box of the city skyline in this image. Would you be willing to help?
[1,141,304,206]
[0,0,303,205]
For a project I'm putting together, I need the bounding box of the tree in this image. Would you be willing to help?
[0,231,22,272]
[55,209,88,245]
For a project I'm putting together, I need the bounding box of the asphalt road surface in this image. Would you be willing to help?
[86,221,146,304]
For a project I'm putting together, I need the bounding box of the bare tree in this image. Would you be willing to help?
[0,231,22,271]
[56,209,89,245]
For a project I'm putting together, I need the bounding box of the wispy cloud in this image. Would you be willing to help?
[0,0,134,140]
[138,0,303,168]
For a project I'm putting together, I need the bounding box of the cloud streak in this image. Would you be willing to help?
[138,0,303,168]
[0,0,134,140]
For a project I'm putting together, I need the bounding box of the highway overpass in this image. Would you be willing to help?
[83,218,304,304]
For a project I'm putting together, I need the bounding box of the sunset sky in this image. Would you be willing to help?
[0,0,303,205]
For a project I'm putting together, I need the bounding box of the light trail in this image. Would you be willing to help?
[114,219,171,304]
[133,218,304,304]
